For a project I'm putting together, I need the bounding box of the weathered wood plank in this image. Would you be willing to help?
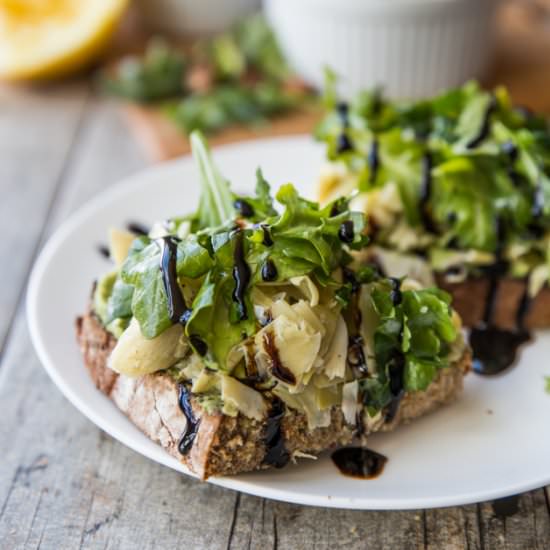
[425,505,482,550]
[478,492,550,550]
[228,495,426,550]
[0,82,89,353]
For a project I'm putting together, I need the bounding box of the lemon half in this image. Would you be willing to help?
[0,0,128,81]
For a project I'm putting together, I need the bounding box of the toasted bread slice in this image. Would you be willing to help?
[76,310,471,480]
[436,276,550,331]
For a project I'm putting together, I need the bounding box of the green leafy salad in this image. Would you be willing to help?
[94,132,466,429]
[317,80,550,296]
[102,15,313,135]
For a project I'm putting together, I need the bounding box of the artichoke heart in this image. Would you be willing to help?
[109,227,136,267]
[108,319,187,377]
[255,309,321,391]
[221,375,267,420]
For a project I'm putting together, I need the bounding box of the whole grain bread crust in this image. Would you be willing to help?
[436,275,550,331]
[76,310,471,479]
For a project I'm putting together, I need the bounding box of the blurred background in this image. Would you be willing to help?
[1,0,549,163]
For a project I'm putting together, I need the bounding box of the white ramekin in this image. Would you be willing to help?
[135,0,261,36]
[264,0,500,99]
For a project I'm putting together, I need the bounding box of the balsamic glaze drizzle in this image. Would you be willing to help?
[263,397,290,468]
[159,236,189,324]
[189,334,208,356]
[368,138,380,182]
[331,447,388,479]
[532,176,545,220]
[336,133,354,154]
[261,224,273,247]
[466,95,496,149]
[470,219,531,376]
[338,220,355,243]
[98,244,110,259]
[263,331,296,385]
[232,230,251,321]
[234,199,255,218]
[501,141,519,162]
[126,221,150,236]
[261,259,278,282]
[419,152,437,232]
[345,270,368,375]
[388,277,403,306]
[177,384,200,455]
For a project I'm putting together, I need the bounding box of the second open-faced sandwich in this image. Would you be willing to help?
[77,132,470,479]
[317,81,550,374]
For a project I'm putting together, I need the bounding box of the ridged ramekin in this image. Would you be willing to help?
[264,0,500,99]
[135,0,261,36]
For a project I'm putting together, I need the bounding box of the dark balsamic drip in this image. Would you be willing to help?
[444,265,463,278]
[261,224,273,246]
[492,495,520,519]
[388,277,402,306]
[331,447,388,479]
[330,203,342,217]
[470,219,531,376]
[177,384,200,455]
[367,138,380,182]
[447,212,457,226]
[419,152,437,233]
[189,334,208,356]
[234,199,255,218]
[501,140,519,162]
[385,353,405,423]
[507,168,523,188]
[261,259,278,282]
[385,277,405,422]
[126,221,150,236]
[347,335,367,374]
[98,244,110,259]
[232,230,251,321]
[263,331,296,384]
[159,236,190,324]
[338,220,355,243]
[336,101,350,126]
[263,397,290,468]
[346,280,368,374]
[342,267,360,293]
[466,95,496,149]
[531,176,545,220]
[470,328,530,376]
[336,133,354,154]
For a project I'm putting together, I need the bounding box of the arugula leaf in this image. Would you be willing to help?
[105,277,133,324]
[364,280,457,410]
[190,131,236,230]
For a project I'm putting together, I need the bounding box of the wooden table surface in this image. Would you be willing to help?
[1,81,549,550]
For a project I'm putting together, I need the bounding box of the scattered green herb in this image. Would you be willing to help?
[102,15,314,135]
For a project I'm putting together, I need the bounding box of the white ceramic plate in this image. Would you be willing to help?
[27,136,550,510]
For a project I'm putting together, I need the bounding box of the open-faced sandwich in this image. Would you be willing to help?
[76,132,470,479]
[317,81,550,374]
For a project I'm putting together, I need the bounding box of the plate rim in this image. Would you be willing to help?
[26,135,550,510]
